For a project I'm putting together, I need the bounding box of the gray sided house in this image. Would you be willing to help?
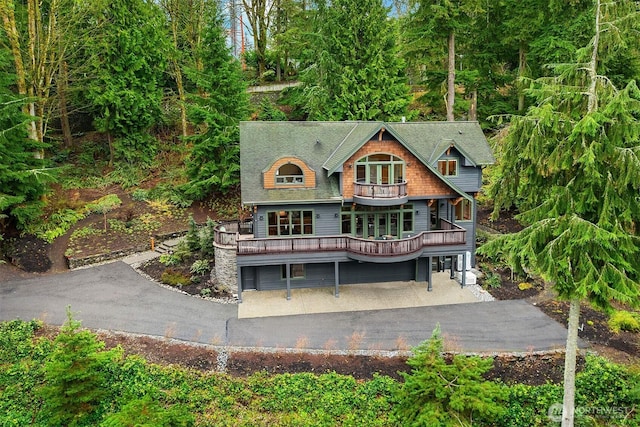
[214,121,494,301]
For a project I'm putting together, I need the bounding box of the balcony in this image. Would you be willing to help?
[215,219,466,262]
[353,180,409,206]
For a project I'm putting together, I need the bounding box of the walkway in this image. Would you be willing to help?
[0,261,572,353]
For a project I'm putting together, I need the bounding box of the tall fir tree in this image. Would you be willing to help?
[481,1,640,425]
[393,326,507,426]
[402,0,483,121]
[300,0,411,121]
[0,48,50,234]
[84,0,169,166]
[38,309,122,426]
[182,2,249,199]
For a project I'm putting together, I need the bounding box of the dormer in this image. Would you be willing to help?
[263,157,316,189]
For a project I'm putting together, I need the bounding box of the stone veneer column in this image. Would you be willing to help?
[213,242,238,295]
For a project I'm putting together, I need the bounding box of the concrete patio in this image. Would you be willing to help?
[238,272,489,318]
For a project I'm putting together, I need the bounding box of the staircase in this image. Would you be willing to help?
[154,237,184,255]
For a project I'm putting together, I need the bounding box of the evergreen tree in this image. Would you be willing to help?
[300,0,411,121]
[393,326,507,426]
[481,1,640,424]
[257,97,287,121]
[402,0,483,121]
[38,308,122,426]
[0,48,51,234]
[84,0,169,166]
[182,2,249,199]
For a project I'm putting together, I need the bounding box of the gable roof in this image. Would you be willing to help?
[240,121,494,205]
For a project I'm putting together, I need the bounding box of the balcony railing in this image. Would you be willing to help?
[353,180,408,199]
[218,219,466,258]
[213,220,253,247]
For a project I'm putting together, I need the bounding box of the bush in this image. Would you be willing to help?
[159,241,192,267]
[190,259,210,276]
[24,208,86,243]
[200,218,216,257]
[131,188,149,201]
[185,216,201,252]
[393,325,507,426]
[482,270,502,289]
[608,310,640,333]
[38,309,122,426]
[102,395,194,426]
[161,269,191,287]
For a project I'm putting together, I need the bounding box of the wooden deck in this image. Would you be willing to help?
[215,220,466,258]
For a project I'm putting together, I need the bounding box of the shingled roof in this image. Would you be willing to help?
[240,121,494,206]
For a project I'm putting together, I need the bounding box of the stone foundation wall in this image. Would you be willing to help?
[214,243,238,294]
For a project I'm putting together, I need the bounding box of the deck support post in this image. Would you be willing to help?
[285,263,291,300]
[237,267,243,303]
[334,261,340,297]
[461,252,467,288]
[450,255,455,279]
[427,257,433,291]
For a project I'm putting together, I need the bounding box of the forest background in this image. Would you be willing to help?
[2,1,640,425]
[2,0,639,240]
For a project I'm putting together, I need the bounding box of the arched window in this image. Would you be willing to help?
[355,154,405,185]
[276,163,304,184]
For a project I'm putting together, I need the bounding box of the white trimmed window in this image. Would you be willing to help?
[276,163,304,184]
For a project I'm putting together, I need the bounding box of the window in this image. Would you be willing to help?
[355,154,405,184]
[341,205,413,239]
[281,264,305,279]
[438,159,458,176]
[268,210,313,236]
[276,163,304,184]
[455,199,472,221]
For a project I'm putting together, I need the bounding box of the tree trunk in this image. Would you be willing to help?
[166,0,187,138]
[107,132,114,168]
[26,0,40,142]
[446,30,455,122]
[562,298,580,427]
[1,0,37,140]
[468,89,477,121]
[174,63,188,138]
[518,43,527,112]
[58,61,73,148]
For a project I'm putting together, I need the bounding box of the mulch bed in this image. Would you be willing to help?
[36,326,575,385]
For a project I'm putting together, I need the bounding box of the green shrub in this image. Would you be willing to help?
[190,259,210,276]
[70,226,102,240]
[161,269,191,287]
[608,310,640,333]
[101,395,194,427]
[131,188,149,202]
[393,325,507,426]
[24,208,86,243]
[159,253,181,267]
[482,270,502,289]
[200,218,216,257]
[38,309,122,426]
[185,216,201,252]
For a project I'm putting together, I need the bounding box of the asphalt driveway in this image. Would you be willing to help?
[0,261,571,352]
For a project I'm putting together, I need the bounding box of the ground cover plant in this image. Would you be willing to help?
[2,319,639,426]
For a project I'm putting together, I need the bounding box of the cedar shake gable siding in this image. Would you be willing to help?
[263,157,317,189]
[342,138,452,200]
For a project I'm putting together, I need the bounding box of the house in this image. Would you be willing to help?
[213,121,494,302]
